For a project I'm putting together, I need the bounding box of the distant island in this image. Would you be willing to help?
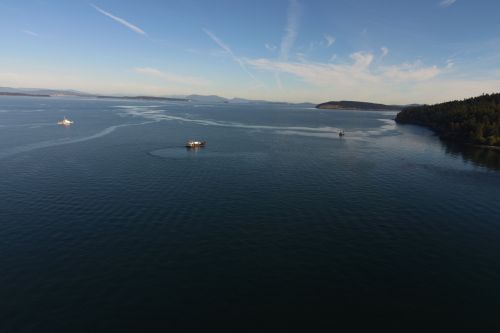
[316,100,405,111]
[0,87,314,106]
[395,93,500,147]
[185,94,314,106]
[97,95,188,102]
[186,94,228,103]
[0,87,92,97]
[0,92,50,97]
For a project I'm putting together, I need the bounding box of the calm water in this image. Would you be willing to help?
[1,97,500,331]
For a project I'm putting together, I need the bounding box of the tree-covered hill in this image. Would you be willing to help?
[395,93,500,146]
[316,100,403,110]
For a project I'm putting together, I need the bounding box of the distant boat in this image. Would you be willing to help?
[339,130,345,137]
[57,117,74,126]
[185,140,206,148]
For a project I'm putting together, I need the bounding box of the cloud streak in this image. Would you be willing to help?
[274,0,300,90]
[439,0,456,7]
[91,4,147,36]
[22,30,39,37]
[246,54,490,104]
[280,0,300,61]
[203,28,260,84]
[382,62,441,81]
[381,47,389,58]
[324,34,336,47]
[248,55,442,85]
[134,67,210,86]
[265,43,277,51]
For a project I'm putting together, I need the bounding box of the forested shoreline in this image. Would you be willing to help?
[395,94,500,147]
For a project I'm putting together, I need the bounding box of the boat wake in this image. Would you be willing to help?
[119,107,342,133]
[118,106,398,140]
[0,121,154,159]
[0,106,398,159]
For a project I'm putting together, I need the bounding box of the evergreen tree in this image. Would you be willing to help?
[395,93,500,146]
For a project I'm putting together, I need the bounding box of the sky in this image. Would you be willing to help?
[0,0,499,104]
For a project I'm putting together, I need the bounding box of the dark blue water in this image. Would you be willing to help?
[1,97,500,331]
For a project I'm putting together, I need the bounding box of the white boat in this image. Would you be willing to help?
[185,140,206,148]
[57,117,74,126]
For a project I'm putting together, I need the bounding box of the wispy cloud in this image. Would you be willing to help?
[203,28,260,84]
[134,67,210,86]
[90,3,147,36]
[382,62,441,81]
[351,52,374,69]
[303,34,336,55]
[246,52,443,88]
[265,43,277,52]
[274,0,300,90]
[324,34,336,47]
[22,30,39,37]
[439,0,456,7]
[280,0,300,61]
[381,47,389,58]
[245,54,473,103]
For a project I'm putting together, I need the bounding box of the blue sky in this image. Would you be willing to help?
[0,0,499,103]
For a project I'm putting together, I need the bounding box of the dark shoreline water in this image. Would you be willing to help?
[442,141,500,170]
[1,97,500,331]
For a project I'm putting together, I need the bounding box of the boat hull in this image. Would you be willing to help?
[185,141,206,148]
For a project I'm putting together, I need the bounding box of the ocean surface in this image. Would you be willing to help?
[1,96,500,331]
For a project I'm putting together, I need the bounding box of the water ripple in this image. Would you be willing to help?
[0,121,154,159]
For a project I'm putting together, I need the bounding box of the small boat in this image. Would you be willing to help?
[57,117,74,126]
[185,140,206,148]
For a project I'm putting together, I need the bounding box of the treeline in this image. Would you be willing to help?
[395,93,500,146]
[316,100,402,110]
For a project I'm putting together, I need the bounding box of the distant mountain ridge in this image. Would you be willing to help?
[0,91,50,97]
[185,94,314,106]
[0,87,314,106]
[185,94,228,103]
[316,100,405,111]
[0,87,91,97]
[0,87,187,101]
[97,95,188,102]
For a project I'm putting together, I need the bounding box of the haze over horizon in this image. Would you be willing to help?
[1,0,499,104]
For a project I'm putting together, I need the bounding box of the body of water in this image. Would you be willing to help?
[1,97,500,331]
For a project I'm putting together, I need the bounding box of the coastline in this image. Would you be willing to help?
[396,121,500,151]
[0,92,50,98]
[472,144,500,151]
